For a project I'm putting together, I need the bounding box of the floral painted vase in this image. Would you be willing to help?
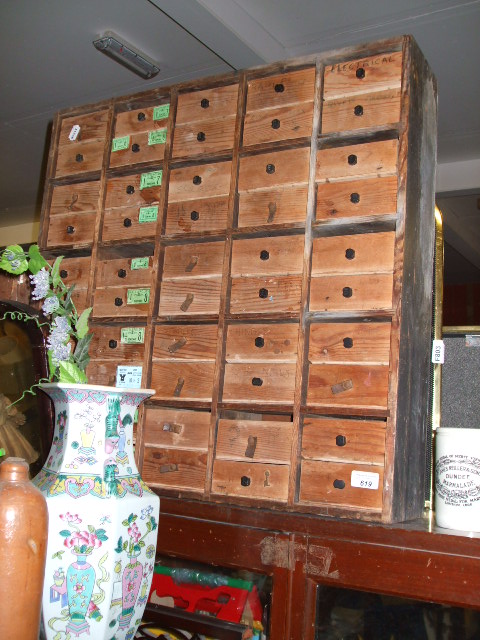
[33,383,160,640]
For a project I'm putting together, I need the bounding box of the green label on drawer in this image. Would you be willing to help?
[112,135,130,151]
[138,205,158,223]
[121,327,145,344]
[127,288,150,305]
[140,170,162,189]
[131,257,149,270]
[148,129,167,146]
[153,104,170,121]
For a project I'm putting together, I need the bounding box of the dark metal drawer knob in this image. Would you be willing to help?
[66,225,75,234]
[197,131,206,142]
[131,143,140,152]
[266,163,275,174]
[336,435,347,447]
[201,98,210,108]
[260,250,269,261]
[347,154,357,165]
[342,286,353,298]
[350,192,360,204]
[114,297,123,307]
[345,248,355,260]
[241,475,251,487]
[343,337,353,349]
[126,185,135,194]
[356,68,366,79]
[123,218,132,227]
[252,377,263,387]
[109,339,118,349]
[259,288,268,299]
[354,105,364,116]
[137,112,146,121]
[254,336,264,348]
[271,118,280,129]
[333,479,346,489]
[193,175,202,185]
[117,269,127,278]
[60,269,68,279]
[75,153,83,163]
[190,210,199,221]
[274,83,284,93]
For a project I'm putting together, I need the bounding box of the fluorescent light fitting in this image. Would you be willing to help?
[93,31,160,79]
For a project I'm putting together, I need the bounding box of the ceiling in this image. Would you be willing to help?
[1,0,479,277]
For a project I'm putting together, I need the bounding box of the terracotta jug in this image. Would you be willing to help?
[0,457,48,639]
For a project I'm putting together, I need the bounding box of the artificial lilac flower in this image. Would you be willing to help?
[29,268,50,300]
[47,316,71,362]
[42,296,60,315]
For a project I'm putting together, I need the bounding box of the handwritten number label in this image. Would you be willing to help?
[130,257,149,270]
[121,328,145,344]
[153,104,170,121]
[116,365,142,389]
[148,129,167,145]
[127,288,150,305]
[140,170,162,190]
[112,136,130,152]
[350,470,379,490]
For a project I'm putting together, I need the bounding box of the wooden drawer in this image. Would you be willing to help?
[216,419,293,463]
[56,111,108,177]
[222,363,296,404]
[246,68,315,112]
[105,173,162,209]
[310,274,393,311]
[165,196,229,236]
[95,256,153,288]
[85,360,146,388]
[299,460,384,509]
[46,212,96,248]
[316,139,398,182]
[316,176,397,220]
[238,184,308,229]
[302,416,385,465]
[58,110,109,146]
[225,323,298,362]
[142,446,207,492]
[159,278,222,316]
[92,285,152,318]
[322,89,401,134]
[109,130,168,168]
[49,181,100,215]
[143,407,211,450]
[89,325,147,361]
[306,363,389,411]
[168,161,232,202]
[101,205,159,242]
[53,256,91,288]
[243,102,313,146]
[114,103,170,135]
[238,148,310,192]
[163,241,224,279]
[308,322,391,364]
[212,460,289,502]
[311,232,395,275]
[71,288,89,316]
[231,235,304,277]
[230,276,302,314]
[176,84,239,124]
[323,51,402,99]
[151,362,216,401]
[173,116,236,158]
[153,324,218,360]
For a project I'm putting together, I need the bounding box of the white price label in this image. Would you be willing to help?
[431,339,445,364]
[116,366,143,389]
[350,470,380,490]
[68,124,81,141]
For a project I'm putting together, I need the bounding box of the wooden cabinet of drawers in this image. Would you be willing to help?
[37,36,437,525]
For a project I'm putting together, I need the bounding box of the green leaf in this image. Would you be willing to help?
[0,245,28,274]
[51,256,64,287]
[57,361,88,384]
[88,524,95,533]
[59,529,71,538]
[47,350,59,381]
[73,333,92,372]
[115,537,123,554]
[75,307,92,339]
[27,244,49,275]
[96,529,108,541]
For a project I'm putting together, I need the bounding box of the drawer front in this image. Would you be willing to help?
[225,323,298,362]
[49,181,100,216]
[316,139,398,182]
[109,130,167,168]
[307,363,389,410]
[101,206,159,241]
[95,257,153,288]
[322,89,401,134]
[238,148,310,192]
[58,110,109,146]
[143,407,211,449]
[165,196,229,236]
[231,235,304,277]
[309,322,391,364]
[56,140,105,177]
[323,51,402,99]
[93,286,152,318]
[168,162,232,202]
[71,288,89,316]
[89,325,147,361]
[46,212,96,248]
[223,363,296,404]
[172,117,236,157]
[105,174,162,209]
[316,176,397,220]
[230,276,302,314]
[159,278,222,316]
[216,419,293,463]
[143,447,207,492]
[85,360,145,388]
[114,104,170,136]
[151,362,216,401]
[311,232,395,275]
[212,460,289,502]
[246,68,315,112]
[310,274,393,311]
[153,324,218,360]
[54,256,91,288]
[299,460,384,509]
[176,84,239,124]
[238,185,308,228]
[302,417,385,465]
[163,241,224,279]
[243,103,313,146]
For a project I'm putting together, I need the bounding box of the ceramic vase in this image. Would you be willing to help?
[33,383,160,640]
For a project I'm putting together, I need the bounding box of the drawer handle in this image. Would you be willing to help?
[137,112,146,121]
[342,286,353,298]
[66,225,75,235]
[266,163,275,174]
[123,218,132,227]
[245,435,257,458]
[271,118,280,129]
[114,297,123,307]
[197,131,206,142]
[160,463,178,473]
[267,201,277,223]
[162,422,183,434]
[274,83,284,93]
[343,337,353,349]
[354,105,364,116]
[356,68,366,79]
[350,192,360,204]
[126,185,135,194]
[75,153,83,163]
[180,293,194,311]
[331,379,353,395]
[347,154,357,166]
[254,336,264,348]
[60,269,68,279]
[67,193,79,211]
[132,143,140,152]
[252,377,263,387]
[333,479,346,489]
[118,269,127,278]
[259,288,269,299]
[241,475,251,487]
[264,470,271,487]
[260,250,269,261]
[345,248,355,260]
[190,210,199,221]
[168,337,187,353]
[185,256,199,272]
[201,98,210,108]
[193,175,202,185]
[336,435,347,447]
[108,339,118,349]
[173,377,185,397]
